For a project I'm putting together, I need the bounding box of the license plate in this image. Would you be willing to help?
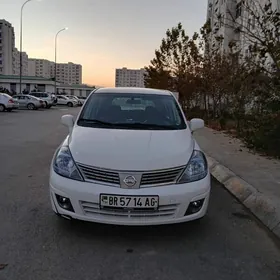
[100,194,159,209]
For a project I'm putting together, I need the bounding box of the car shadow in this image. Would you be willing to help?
[54,213,211,246]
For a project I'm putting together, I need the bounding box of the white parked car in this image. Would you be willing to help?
[66,95,83,106]
[0,93,19,112]
[49,87,210,225]
[56,95,78,107]
[77,96,87,105]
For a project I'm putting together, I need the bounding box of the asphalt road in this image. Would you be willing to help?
[0,107,280,280]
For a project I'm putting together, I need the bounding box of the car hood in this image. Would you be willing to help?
[68,126,194,171]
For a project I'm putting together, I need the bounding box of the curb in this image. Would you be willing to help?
[206,154,280,239]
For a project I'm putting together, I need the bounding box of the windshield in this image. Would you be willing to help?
[77,92,186,130]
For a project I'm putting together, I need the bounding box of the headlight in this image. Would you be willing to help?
[177,150,208,184]
[53,146,84,181]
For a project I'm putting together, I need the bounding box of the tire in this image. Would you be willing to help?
[7,108,12,112]
[47,105,52,109]
[27,103,35,110]
[0,104,5,112]
[44,101,48,108]
[67,102,73,107]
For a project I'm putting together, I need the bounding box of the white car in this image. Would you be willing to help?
[49,87,210,225]
[77,96,87,105]
[66,95,83,106]
[0,93,19,112]
[56,95,78,107]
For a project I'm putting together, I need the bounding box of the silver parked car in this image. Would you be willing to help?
[29,92,56,108]
[13,95,44,110]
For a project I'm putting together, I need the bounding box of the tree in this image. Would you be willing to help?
[145,23,201,107]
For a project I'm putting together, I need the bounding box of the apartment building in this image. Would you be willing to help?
[0,19,28,76]
[28,59,82,85]
[115,68,146,87]
[28,58,51,78]
[206,0,280,55]
[0,19,83,85]
[0,20,15,75]
[13,48,28,76]
[50,62,82,85]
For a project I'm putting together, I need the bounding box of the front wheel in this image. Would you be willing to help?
[27,103,35,110]
[67,102,73,107]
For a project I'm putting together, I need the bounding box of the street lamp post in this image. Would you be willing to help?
[20,0,33,95]
[54,27,68,94]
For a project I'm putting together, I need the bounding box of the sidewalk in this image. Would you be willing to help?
[194,127,280,238]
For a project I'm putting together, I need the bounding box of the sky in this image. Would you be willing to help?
[1,0,208,87]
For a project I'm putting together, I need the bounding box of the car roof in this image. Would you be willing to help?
[15,94,36,97]
[95,87,172,96]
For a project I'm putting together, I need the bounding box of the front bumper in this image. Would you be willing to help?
[49,170,211,226]
[6,103,19,109]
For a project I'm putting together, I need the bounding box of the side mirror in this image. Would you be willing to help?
[61,114,74,133]
[189,118,204,132]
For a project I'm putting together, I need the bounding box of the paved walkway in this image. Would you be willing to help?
[194,127,280,237]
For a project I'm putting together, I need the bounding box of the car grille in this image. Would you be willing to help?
[77,163,185,187]
[77,164,120,185]
[141,166,185,186]
[80,201,178,219]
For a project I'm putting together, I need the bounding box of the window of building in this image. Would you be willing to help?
[252,17,256,29]
[236,2,242,18]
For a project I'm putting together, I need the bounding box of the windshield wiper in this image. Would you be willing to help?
[114,122,178,130]
[78,118,114,126]
[78,119,178,129]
